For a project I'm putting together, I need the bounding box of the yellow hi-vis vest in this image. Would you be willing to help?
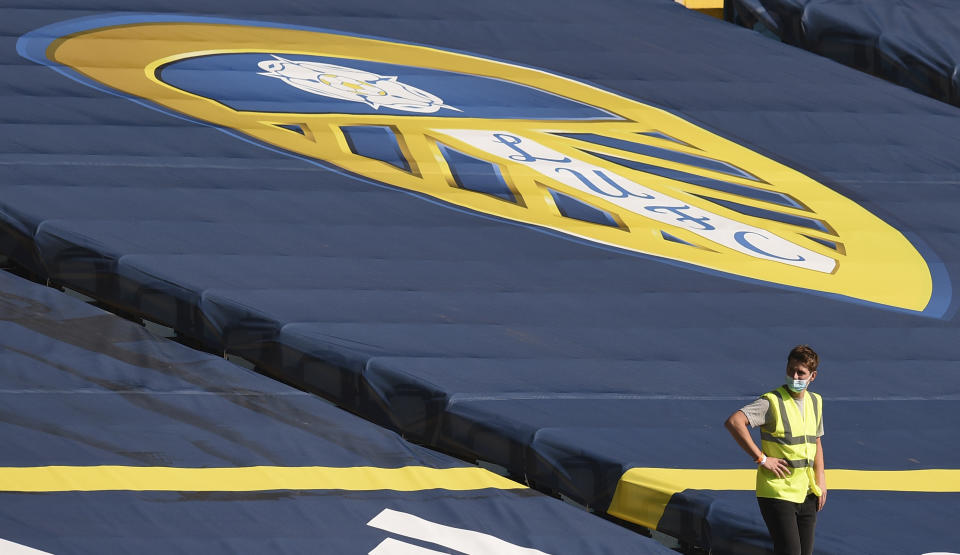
[756,385,822,503]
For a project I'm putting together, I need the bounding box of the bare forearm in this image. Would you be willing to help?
[727,411,793,478]
[725,411,762,460]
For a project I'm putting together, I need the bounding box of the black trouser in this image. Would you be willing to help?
[757,494,818,555]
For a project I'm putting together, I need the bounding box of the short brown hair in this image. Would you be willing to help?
[788,345,819,372]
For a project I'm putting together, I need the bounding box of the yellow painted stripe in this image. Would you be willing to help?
[0,465,525,493]
[608,468,960,530]
[675,0,723,9]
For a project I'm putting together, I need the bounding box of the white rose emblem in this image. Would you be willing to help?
[257,55,461,113]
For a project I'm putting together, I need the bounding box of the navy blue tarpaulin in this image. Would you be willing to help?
[728,0,960,107]
[0,270,671,554]
[2,1,960,553]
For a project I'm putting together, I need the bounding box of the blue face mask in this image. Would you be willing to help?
[786,377,809,392]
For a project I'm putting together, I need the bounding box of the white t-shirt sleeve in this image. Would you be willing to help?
[739,397,770,428]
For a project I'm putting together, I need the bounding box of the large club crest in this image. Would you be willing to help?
[19,15,950,316]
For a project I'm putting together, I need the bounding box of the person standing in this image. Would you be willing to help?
[724,345,826,555]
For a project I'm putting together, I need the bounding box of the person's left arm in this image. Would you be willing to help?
[815,437,826,510]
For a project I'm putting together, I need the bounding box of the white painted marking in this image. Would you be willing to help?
[367,508,550,555]
[0,538,52,554]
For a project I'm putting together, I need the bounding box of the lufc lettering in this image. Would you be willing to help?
[437,130,834,273]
